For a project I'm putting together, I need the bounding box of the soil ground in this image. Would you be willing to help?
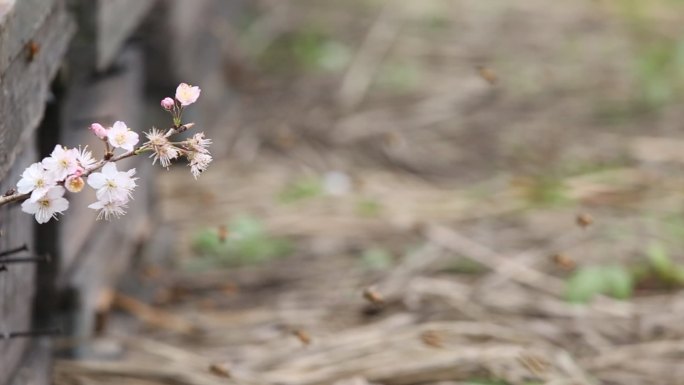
[55,1,684,385]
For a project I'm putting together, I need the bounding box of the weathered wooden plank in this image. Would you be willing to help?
[0,143,38,385]
[56,47,154,346]
[7,340,51,385]
[69,0,155,72]
[143,0,222,86]
[60,47,149,277]
[142,0,244,130]
[66,161,152,355]
[96,0,156,70]
[0,1,75,182]
[0,4,72,379]
[0,0,56,75]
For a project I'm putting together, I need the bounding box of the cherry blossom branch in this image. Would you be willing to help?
[0,83,211,223]
[0,145,148,207]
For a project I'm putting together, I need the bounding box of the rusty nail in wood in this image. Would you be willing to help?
[0,244,29,258]
[1,327,61,339]
[0,255,49,264]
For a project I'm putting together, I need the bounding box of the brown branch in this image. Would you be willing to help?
[0,192,31,207]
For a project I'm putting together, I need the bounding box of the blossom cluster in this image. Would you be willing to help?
[13,83,211,224]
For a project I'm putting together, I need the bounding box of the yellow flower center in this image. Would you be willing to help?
[67,177,85,193]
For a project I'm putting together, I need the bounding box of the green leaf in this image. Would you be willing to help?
[231,215,265,238]
[360,247,394,270]
[278,177,323,204]
[444,258,488,275]
[603,265,634,299]
[566,266,607,304]
[190,215,292,268]
[355,199,382,217]
[566,265,635,303]
[647,242,673,277]
[673,266,684,284]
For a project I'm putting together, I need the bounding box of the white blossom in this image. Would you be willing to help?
[88,199,128,220]
[107,121,139,151]
[21,186,69,224]
[87,162,137,203]
[16,163,58,202]
[144,128,179,168]
[42,145,79,180]
[188,152,212,179]
[175,83,201,106]
[185,132,211,154]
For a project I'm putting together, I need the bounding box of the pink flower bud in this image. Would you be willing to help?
[65,175,85,193]
[161,97,175,110]
[89,123,108,140]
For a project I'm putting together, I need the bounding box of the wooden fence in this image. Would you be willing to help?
[0,0,235,383]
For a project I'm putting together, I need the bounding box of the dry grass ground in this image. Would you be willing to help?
[55,1,684,385]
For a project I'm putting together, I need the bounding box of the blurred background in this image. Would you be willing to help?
[9,0,684,384]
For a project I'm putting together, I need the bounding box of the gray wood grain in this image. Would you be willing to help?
[96,0,155,70]
[60,47,148,278]
[57,48,154,343]
[143,0,236,89]
[7,339,51,385]
[142,0,242,134]
[0,0,56,75]
[68,161,152,354]
[69,0,155,73]
[0,4,73,380]
[0,144,38,385]
[0,2,75,182]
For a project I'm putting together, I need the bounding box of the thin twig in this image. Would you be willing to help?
[424,224,566,296]
[337,1,402,113]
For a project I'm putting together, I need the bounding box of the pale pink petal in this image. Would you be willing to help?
[87,173,106,189]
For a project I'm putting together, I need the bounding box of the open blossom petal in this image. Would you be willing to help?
[107,121,139,151]
[87,162,116,190]
[76,146,97,170]
[87,162,137,202]
[17,163,57,202]
[116,169,137,193]
[175,83,201,106]
[42,145,79,180]
[21,186,69,224]
[88,199,128,220]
